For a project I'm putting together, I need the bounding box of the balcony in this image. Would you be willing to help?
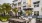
[18,2,21,7]
[18,2,21,5]
[22,2,26,6]
[22,4,26,6]
[13,3,17,6]
[23,8,33,10]
[13,0,18,2]
[33,1,40,4]
[13,1,18,4]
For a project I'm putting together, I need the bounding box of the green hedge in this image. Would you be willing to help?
[0,15,10,22]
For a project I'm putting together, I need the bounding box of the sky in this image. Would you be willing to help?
[0,0,13,4]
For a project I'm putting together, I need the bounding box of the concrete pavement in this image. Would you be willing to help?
[0,21,8,23]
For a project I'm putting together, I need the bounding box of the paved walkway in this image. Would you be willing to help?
[0,21,8,23]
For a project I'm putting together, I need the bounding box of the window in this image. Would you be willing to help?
[14,4,17,6]
[18,7,21,10]
[37,4,39,7]
[33,1,40,4]
[34,11,39,16]
[18,2,21,6]
[13,0,18,2]
[33,1,40,7]
[23,6,26,7]
[34,4,39,7]
[14,0,18,1]
[23,2,26,4]
[23,6,26,8]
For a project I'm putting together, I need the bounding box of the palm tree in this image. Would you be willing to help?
[12,8,18,16]
[0,3,12,21]
[0,4,2,13]
[2,3,11,14]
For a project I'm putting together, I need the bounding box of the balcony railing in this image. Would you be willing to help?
[13,0,18,2]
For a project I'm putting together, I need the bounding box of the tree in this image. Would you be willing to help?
[0,3,12,16]
[0,4,4,13]
[2,3,11,14]
[12,8,18,16]
[0,3,11,21]
[25,10,32,16]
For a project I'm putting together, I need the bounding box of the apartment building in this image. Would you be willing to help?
[12,0,33,15]
[12,0,32,9]
[12,0,42,15]
[32,0,42,15]
[12,0,42,23]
